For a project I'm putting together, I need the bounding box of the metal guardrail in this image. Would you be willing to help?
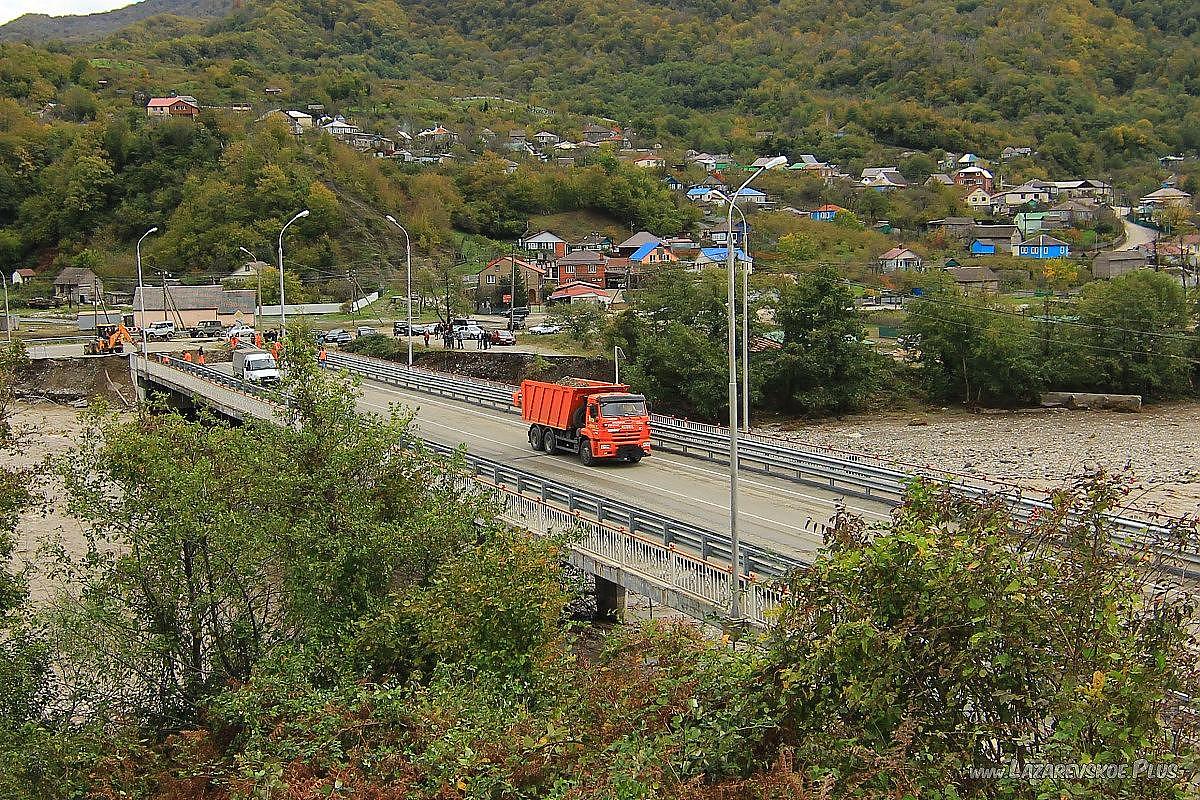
[322,351,1194,572]
[139,355,795,626]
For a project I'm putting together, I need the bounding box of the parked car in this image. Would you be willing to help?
[356,326,379,338]
[227,325,256,341]
[188,319,224,338]
[324,328,352,345]
[144,321,176,341]
[528,323,562,335]
[392,320,427,336]
[489,329,516,346]
[26,297,62,309]
[458,324,485,341]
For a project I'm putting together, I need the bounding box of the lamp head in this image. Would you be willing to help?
[146,226,159,235]
[297,209,310,219]
[765,155,788,170]
[385,214,397,224]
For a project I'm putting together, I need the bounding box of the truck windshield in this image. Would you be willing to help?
[600,399,647,418]
[247,357,277,369]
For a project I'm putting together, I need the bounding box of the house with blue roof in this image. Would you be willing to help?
[1014,234,1070,259]
[686,187,720,204]
[732,187,770,206]
[628,241,678,266]
[692,247,753,272]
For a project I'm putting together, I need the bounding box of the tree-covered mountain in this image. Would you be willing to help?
[0,0,236,42]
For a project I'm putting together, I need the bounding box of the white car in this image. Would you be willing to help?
[528,323,562,335]
[227,325,256,340]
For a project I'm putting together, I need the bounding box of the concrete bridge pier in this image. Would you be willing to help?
[594,575,626,622]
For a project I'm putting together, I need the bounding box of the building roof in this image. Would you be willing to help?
[926,173,954,185]
[699,247,750,262]
[523,230,566,244]
[813,204,847,213]
[879,246,921,261]
[54,267,100,285]
[1142,187,1192,201]
[945,265,999,284]
[1094,250,1146,263]
[549,283,610,301]
[1018,234,1070,248]
[133,286,255,313]
[954,166,994,179]
[556,250,606,266]
[618,231,660,249]
[629,241,667,261]
[483,256,544,274]
[147,97,197,108]
[14,269,36,278]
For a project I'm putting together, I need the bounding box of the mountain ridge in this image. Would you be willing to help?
[0,0,235,42]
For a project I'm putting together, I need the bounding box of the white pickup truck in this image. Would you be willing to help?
[144,321,176,341]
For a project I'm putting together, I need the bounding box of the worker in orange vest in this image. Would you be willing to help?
[197,347,206,366]
[183,351,194,363]
[255,333,263,349]
[318,347,327,367]
[230,335,239,351]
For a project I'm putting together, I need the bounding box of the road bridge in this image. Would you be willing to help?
[132,355,806,628]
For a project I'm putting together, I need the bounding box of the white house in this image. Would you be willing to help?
[877,246,924,273]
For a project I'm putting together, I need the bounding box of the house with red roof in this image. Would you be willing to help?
[810,204,848,222]
[146,96,199,119]
[547,281,612,305]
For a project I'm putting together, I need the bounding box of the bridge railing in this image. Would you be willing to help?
[139,355,793,627]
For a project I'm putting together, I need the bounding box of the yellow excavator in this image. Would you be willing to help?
[86,323,134,355]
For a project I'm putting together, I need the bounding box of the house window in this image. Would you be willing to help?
[486,274,497,284]
[588,264,597,273]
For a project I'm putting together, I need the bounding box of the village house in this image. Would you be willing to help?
[520,231,568,265]
[927,217,977,241]
[131,286,256,328]
[969,225,1020,255]
[415,125,460,147]
[992,181,1056,212]
[925,173,954,187]
[1014,234,1070,259]
[53,267,103,304]
[1138,187,1193,216]
[965,188,993,213]
[952,166,994,194]
[702,219,749,248]
[1092,250,1148,279]
[570,232,613,253]
[1001,146,1033,160]
[877,246,924,273]
[533,131,560,149]
[945,265,1000,295]
[615,232,661,258]
[691,247,752,272]
[321,115,359,138]
[582,123,621,144]
[555,250,607,285]
[860,167,907,190]
[477,256,545,305]
[10,268,36,285]
[146,96,199,119]
[1049,199,1100,225]
[810,204,848,222]
[259,109,313,134]
[664,176,686,191]
[1049,180,1113,204]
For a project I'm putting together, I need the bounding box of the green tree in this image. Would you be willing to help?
[547,301,605,343]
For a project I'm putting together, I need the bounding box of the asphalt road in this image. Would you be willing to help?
[1115,207,1158,251]
[350,376,894,559]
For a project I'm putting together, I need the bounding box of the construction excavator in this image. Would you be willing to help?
[86,323,134,355]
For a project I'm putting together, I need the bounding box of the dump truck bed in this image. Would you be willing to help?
[515,379,630,430]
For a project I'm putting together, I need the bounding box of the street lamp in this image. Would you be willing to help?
[277,210,309,332]
[725,155,786,619]
[136,226,159,356]
[384,215,414,366]
[238,246,262,329]
[1,273,10,344]
[707,190,752,433]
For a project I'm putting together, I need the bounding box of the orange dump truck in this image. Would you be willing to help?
[513,379,652,465]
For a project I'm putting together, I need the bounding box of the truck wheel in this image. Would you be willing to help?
[579,440,595,466]
[528,425,542,452]
[541,428,557,454]
[627,453,643,464]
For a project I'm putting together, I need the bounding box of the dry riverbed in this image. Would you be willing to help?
[771,403,1200,519]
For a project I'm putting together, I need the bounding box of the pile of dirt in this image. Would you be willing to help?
[413,351,614,387]
[13,357,136,407]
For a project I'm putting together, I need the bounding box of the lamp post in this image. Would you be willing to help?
[725,155,786,619]
[1,273,9,344]
[238,246,262,330]
[384,215,414,366]
[136,226,159,356]
[706,191,752,432]
[277,210,309,333]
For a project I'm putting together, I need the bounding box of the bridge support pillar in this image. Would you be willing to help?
[594,575,626,623]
